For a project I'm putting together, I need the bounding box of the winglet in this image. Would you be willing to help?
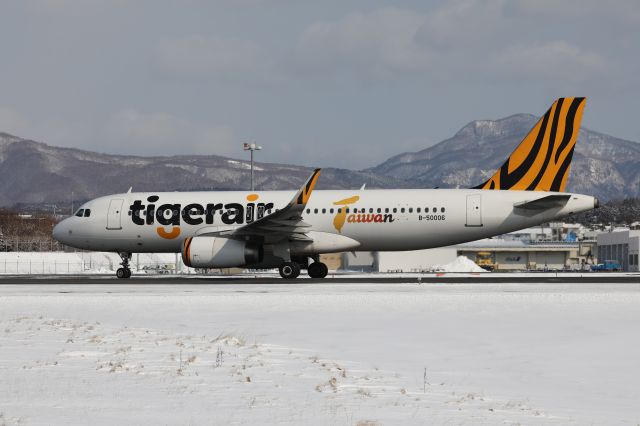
[292,168,321,207]
[473,97,586,192]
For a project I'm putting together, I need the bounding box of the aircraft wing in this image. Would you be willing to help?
[513,194,571,210]
[198,169,321,243]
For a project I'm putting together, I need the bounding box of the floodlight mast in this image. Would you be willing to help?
[243,142,262,191]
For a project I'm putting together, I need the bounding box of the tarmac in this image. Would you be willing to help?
[0,274,638,284]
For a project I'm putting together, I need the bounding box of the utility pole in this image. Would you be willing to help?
[243,142,262,191]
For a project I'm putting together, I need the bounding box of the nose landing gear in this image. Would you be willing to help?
[116,252,132,279]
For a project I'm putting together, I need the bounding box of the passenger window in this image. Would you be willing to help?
[84,209,91,217]
[369,208,373,213]
[377,208,381,213]
[322,208,326,214]
[393,208,397,213]
[75,209,84,217]
[330,208,334,214]
[385,208,389,213]
[441,207,445,213]
[337,208,342,213]
[400,208,405,213]
[417,208,421,213]
[346,208,350,213]
[306,209,310,214]
[314,208,318,214]
[432,207,437,213]
[409,208,413,213]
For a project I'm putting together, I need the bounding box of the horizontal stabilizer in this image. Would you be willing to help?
[514,194,571,210]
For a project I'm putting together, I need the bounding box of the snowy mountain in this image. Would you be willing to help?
[1,113,639,207]
[0,132,407,207]
[369,115,640,201]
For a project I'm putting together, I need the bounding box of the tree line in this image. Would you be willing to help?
[0,208,64,251]
[565,198,640,227]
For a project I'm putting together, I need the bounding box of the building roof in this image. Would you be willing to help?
[457,238,579,252]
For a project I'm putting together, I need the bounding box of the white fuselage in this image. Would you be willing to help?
[53,189,597,254]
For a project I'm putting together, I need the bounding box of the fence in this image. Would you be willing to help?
[0,252,193,275]
[0,239,66,252]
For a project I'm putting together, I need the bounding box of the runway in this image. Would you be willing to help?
[0,273,637,285]
[2,279,639,424]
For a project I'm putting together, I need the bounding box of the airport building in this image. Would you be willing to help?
[338,239,596,273]
[342,248,457,273]
[597,230,640,272]
[456,240,593,271]
[333,221,610,272]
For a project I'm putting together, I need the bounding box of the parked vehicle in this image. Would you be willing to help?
[475,251,495,271]
[591,260,622,272]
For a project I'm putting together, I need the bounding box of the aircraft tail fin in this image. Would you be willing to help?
[473,97,586,192]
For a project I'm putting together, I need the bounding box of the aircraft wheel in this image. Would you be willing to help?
[116,268,127,279]
[279,262,300,279]
[124,268,132,278]
[308,262,328,278]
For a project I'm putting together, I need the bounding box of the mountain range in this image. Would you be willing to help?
[1,113,639,208]
[369,114,640,201]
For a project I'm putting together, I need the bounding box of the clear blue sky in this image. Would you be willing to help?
[1,0,638,168]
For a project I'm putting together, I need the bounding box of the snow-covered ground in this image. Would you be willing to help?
[0,252,182,275]
[1,282,639,425]
[0,252,633,278]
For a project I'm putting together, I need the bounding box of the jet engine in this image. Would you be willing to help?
[181,236,263,268]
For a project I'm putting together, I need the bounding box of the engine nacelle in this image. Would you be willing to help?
[181,236,263,268]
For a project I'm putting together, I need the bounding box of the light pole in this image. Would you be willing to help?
[243,142,262,191]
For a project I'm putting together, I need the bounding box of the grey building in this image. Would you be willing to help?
[597,230,640,272]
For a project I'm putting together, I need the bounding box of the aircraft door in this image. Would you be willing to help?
[466,194,483,227]
[106,199,124,230]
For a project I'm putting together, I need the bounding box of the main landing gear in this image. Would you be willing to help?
[307,261,328,279]
[279,262,301,279]
[116,252,132,279]
[278,260,328,279]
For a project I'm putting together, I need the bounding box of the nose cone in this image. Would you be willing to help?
[52,220,69,244]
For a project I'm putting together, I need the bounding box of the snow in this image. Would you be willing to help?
[0,252,634,278]
[0,252,182,275]
[1,281,639,425]
[227,159,264,171]
[433,255,487,273]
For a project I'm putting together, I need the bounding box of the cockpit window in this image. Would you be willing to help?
[84,209,91,217]
[75,209,84,217]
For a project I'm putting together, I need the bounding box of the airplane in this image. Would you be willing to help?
[53,97,598,279]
